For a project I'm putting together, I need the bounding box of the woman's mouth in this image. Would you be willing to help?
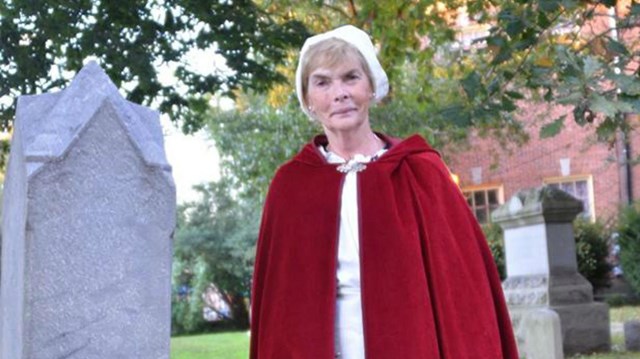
[332,108,356,116]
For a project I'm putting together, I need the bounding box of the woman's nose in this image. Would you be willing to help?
[333,85,349,102]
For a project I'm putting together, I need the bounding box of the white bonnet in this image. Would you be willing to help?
[295,25,389,119]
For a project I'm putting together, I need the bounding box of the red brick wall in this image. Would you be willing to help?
[442,101,632,222]
[628,114,640,203]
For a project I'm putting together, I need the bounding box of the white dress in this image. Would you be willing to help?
[319,146,387,359]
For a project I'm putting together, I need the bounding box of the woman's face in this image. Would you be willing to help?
[305,56,373,135]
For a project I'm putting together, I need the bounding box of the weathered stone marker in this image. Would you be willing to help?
[521,308,564,359]
[0,62,175,358]
[493,187,610,356]
[625,320,640,352]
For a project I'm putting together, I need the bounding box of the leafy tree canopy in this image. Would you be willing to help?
[261,0,640,141]
[3,0,637,139]
[175,179,258,296]
[208,0,640,200]
[0,0,309,133]
[463,0,640,143]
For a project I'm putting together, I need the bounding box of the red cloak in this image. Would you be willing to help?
[250,134,518,359]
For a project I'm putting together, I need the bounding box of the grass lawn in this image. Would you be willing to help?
[610,305,640,323]
[170,306,640,358]
[171,331,249,359]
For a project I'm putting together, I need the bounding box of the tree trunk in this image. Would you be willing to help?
[229,293,250,329]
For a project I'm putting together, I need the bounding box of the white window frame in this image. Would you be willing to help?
[462,184,504,224]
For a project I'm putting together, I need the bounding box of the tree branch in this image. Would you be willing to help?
[347,0,358,18]
[320,3,352,21]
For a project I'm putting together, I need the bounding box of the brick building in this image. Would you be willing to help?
[444,105,638,224]
[443,2,639,225]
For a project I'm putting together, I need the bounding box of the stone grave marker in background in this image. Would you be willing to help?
[0,62,175,358]
[493,187,610,357]
[522,308,564,359]
[625,320,640,352]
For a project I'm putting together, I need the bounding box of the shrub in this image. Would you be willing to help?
[618,203,640,296]
[573,219,611,291]
[605,293,640,307]
[482,223,506,280]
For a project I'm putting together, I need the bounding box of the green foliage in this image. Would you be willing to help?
[469,0,640,142]
[171,256,211,335]
[370,55,528,149]
[206,95,318,202]
[618,203,640,296]
[605,294,640,308]
[0,137,9,182]
[482,223,506,280]
[172,180,259,333]
[262,0,456,83]
[540,115,566,138]
[176,180,258,296]
[0,0,309,132]
[574,219,612,290]
[215,1,640,195]
[4,0,638,139]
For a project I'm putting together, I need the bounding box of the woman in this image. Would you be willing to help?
[250,25,518,359]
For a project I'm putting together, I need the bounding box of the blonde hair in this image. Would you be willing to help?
[299,38,375,107]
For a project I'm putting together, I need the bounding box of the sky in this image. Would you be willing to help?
[156,47,227,204]
[162,118,221,204]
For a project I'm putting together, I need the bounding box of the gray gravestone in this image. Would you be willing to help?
[493,187,610,357]
[0,62,175,359]
[625,320,640,351]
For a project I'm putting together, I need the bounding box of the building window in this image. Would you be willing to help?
[462,186,504,224]
[544,175,595,220]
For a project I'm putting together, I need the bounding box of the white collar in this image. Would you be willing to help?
[318,146,388,173]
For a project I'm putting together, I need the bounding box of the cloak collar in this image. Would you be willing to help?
[293,133,440,168]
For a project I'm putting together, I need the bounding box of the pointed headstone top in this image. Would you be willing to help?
[492,186,583,225]
[15,61,170,176]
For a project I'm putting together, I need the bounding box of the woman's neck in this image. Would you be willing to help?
[325,128,384,160]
